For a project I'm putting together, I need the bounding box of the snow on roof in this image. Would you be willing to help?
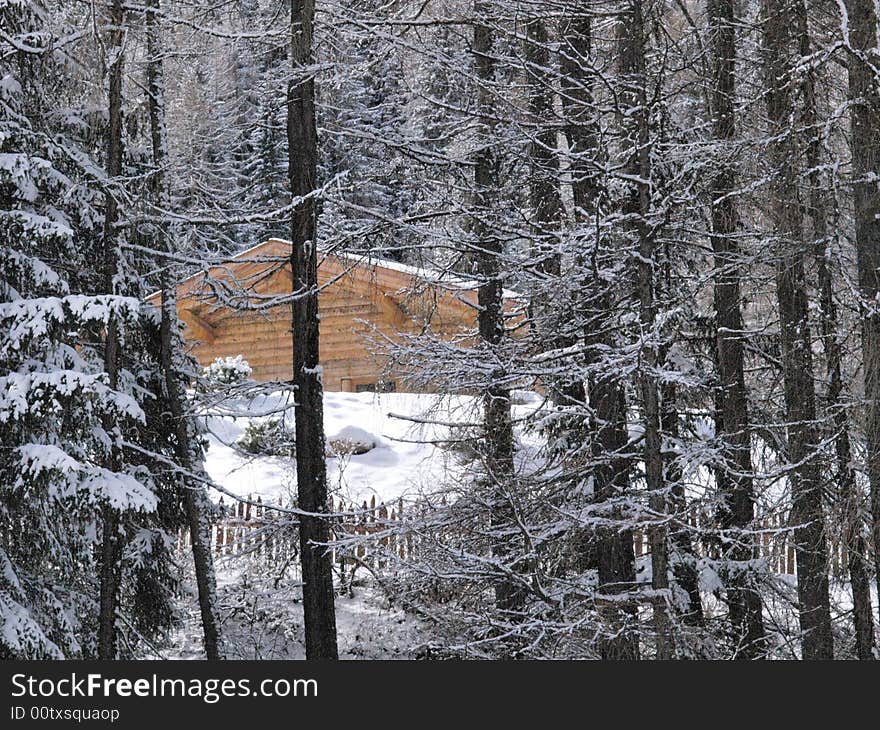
[321,244,522,300]
[148,239,523,302]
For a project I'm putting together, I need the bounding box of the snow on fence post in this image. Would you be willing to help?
[398,498,406,559]
[387,503,397,561]
[179,491,843,580]
[357,500,368,560]
[215,497,225,553]
[330,497,337,567]
[272,497,281,562]
[334,497,342,572]
[778,512,786,575]
[378,502,388,569]
[257,496,264,558]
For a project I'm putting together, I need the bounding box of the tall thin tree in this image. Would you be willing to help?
[706,0,766,657]
[762,0,834,659]
[288,0,339,660]
[842,0,880,629]
[145,0,223,661]
[97,0,126,660]
[560,8,640,658]
[618,0,673,658]
[474,0,523,615]
[797,0,873,660]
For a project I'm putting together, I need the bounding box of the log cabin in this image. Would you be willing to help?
[146,238,520,392]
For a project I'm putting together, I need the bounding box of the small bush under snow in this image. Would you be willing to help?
[327,425,378,455]
[203,355,252,386]
[236,418,295,456]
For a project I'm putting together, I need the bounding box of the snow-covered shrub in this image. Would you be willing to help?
[327,425,377,455]
[203,355,252,387]
[237,418,295,456]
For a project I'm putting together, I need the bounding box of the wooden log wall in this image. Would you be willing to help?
[152,240,486,391]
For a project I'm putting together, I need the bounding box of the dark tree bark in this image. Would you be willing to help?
[524,15,572,395]
[798,0,873,660]
[560,12,599,217]
[145,0,223,661]
[525,17,575,405]
[811,204,875,661]
[659,254,704,630]
[590,381,641,659]
[288,0,338,660]
[561,9,639,659]
[706,0,766,657]
[524,16,563,279]
[843,0,880,635]
[618,0,673,658]
[97,0,125,660]
[473,0,523,615]
[762,0,834,659]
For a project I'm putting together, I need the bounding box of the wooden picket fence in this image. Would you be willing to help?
[633,509,850,578]
[178,497,851,578]
[176,494,410,569]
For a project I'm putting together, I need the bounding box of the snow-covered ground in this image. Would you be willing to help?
[201,389,542,507]
[168,387,869,660]
[161,389,531,660]
[160,388,546,660]
[164,566,430,660]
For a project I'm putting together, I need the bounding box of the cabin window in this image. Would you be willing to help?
[354,380,396,393]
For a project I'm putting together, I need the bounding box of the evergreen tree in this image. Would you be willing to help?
[0,0,157,657]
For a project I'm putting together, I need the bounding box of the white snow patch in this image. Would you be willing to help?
[202,391,499,506]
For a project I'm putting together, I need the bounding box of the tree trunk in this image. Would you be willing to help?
[474,0,523,615]
[812,214,874,660]
[145,0,223,661]
[525,16,563,280]
[843,0,880,637]
[659,249,703,629]
[288,0,338,660]
[618,0,673,658]
[799,0,873,660]
[590,380,641,659]
[561,10,639,658]
[526,16,580,411]
[762,0,833,659]
[98,0,125,660]
[560,12,599,217]
[525,15,574,396]
[706,0,766,657]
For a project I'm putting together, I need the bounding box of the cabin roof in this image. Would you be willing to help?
[145,239,524,311]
